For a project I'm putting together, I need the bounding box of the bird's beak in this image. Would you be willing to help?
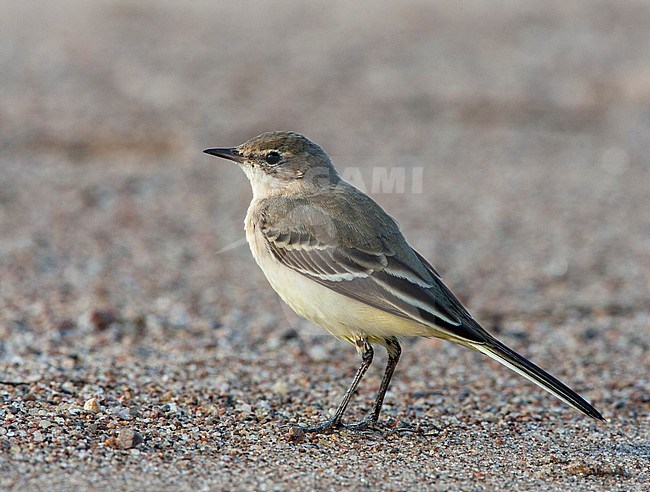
[203,147,245,163]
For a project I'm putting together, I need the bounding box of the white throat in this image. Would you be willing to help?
[241,164,287,200]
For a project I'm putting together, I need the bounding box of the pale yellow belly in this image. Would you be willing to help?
[245,217,431,344]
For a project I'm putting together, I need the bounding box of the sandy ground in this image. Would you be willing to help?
[1,1,649,490]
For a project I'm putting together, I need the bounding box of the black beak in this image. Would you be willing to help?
[203,147,245,163]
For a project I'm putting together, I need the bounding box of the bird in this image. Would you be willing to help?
[204,131,604,432]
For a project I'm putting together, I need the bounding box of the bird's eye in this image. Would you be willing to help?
[264,151,282,165]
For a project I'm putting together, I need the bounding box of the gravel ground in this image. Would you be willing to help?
[1,1,649,490]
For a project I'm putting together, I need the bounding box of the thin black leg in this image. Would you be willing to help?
[344,337,401,431]
[297,340,374,433]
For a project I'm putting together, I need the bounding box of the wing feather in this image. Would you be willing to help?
[257,189,488,344]
[264,228,489,343]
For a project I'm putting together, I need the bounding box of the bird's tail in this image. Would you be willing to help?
[472,337,605,421]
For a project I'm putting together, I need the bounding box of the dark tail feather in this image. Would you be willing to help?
[473,337,605,421]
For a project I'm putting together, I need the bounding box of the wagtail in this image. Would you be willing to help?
[204,131,604,432]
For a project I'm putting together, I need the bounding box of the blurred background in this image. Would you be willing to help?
[1,1,649,488]
[1,0,648,342]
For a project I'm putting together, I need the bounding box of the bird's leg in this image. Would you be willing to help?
[297,340,374,433]
[344,337,401,431]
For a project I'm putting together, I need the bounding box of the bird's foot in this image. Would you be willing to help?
[283,416,385,437]
[285,417,343,435]
[342,416,386,433]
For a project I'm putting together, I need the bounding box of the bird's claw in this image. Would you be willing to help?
[283,417,343,435]
[341,416,385,432]
[282,416,388,435]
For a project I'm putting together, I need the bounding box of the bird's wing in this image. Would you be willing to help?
[257,190,489,344]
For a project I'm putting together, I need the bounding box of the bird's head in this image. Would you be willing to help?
[204,131,340,198]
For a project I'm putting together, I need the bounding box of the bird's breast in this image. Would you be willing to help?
[243,202,430,343]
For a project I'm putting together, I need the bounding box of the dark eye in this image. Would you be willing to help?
[265,151,281,165]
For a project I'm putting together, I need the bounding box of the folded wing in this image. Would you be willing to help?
[261,205,488,344]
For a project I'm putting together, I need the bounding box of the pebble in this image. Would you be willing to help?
[237,403,252,416]
[271,381,289,395]
[89,309,116,331]
[285,426,305,443]
[61,382,75,393]
[117,428,144,449]
[308,345,328,362]
[83,398,100,413]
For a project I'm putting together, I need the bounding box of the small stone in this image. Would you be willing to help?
[118,428,143,449]
[33,431,45,443]
[162,403,177,413]
[271,380,289,395]
[104,437,119,448]
[308,344,328,362]
[238,403,252,416]
[84,398,100,413]
[39,420,53,429]
[117,408,131,420]
[285,426,305,443]
[61,381,75,393]
[23,392,37,402]
[90,309,116,331]
[281,328,299,340]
